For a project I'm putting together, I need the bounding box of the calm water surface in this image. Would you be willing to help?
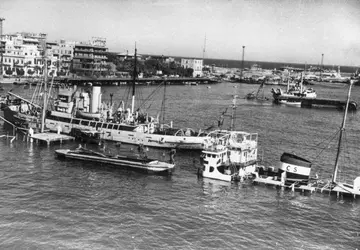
[0,82,360,249]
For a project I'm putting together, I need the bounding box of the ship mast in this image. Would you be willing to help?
[332,80,353,183]
[40,38,48,133]
[202,34,206,61]
[230,95,237,131]
[131,44,137,114]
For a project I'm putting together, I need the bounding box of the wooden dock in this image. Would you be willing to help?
[276,96,358,110]
[30,132,75,145]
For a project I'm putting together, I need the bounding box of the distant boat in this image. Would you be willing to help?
[271,74,317,105]
[55,145,176,175]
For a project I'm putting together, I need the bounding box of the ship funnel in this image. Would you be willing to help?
[279,152,312,183]
[91,86,101,113]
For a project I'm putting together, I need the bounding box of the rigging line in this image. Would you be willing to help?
[301,129,343,155]
[311,130,342,165]
[138,82,165,110]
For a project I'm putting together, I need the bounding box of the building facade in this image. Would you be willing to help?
[72,37,108,75]
[180,58,203,77]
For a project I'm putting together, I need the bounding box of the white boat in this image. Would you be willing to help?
[45,48,208,150]
[2,47,209,150]
[55,146,175,175]
[272,74,317,105]
[200,130,259,182]
[199,96,259,182]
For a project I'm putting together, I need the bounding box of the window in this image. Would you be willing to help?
[81,120,89,126]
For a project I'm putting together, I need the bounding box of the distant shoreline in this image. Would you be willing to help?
[133,53,359,73]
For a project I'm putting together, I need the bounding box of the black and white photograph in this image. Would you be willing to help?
[0,0,360,249]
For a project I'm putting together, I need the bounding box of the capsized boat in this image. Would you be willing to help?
[55,145,176,175]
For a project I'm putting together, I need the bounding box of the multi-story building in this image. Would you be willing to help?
[72,37,108,75]
[47,40,75,76]
[180,58,203,77]
[1,32,47,77]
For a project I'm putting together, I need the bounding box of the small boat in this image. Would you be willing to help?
[55,146,176,175]
[199,96,259,182]
[199,130,259,182]
[75,109,102,120]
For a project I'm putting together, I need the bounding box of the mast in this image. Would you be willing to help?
[40,38,48,133]
[241,46,245,80]
[332,80,354,183]
[230,95,237,131]
[0,18,5,81]
[286,77,290,92]
[131,44,137,114]
[300,73,303,93]
[202,34,206,61]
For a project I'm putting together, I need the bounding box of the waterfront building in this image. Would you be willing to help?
[116,51,142,62]
[47,40,75,76]
[72,37,108,75]
[1,32,48,77]
[180,58,203,77]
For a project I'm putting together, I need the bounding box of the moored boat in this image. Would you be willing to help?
[55,145,176,175]
[272,74,317,105]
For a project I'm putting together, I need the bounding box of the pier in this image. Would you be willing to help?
[54,76,219,86]
[30,132,75,145]
[276,96,358,110]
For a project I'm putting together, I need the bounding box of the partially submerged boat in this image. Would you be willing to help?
[271,75,317,105]
[199,130,259,182]
[199,96,259,182]
[253,152,319,192]
[55,146,176,175]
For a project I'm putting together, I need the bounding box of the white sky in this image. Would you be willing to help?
[1,0,360,65]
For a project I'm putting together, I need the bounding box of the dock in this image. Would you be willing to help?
[55,76,220,86]
[276,96,358,110]
[30,132,75,145]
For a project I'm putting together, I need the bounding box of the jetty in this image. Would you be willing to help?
[30,132,75,145]
[54,76,219,86]
[275,96,358,110]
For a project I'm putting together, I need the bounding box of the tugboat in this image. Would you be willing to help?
[198,95,259,182]
[271,74,317,105]
[199,130,259,182]
[55,145,176,175]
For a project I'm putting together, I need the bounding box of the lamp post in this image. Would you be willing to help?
[0,18,5,80]
[320,53,324,80]
[241,45,245,81]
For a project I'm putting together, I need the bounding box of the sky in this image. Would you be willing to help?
[1,0,360,66]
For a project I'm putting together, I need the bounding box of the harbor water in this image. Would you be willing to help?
[1,82,360,249]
